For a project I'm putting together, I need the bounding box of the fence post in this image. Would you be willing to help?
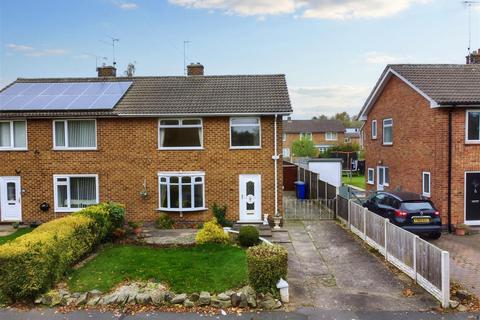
[413,235,418,282]
[363,207,367,240]
[317,178,319,200]
[335,196,338,220]
[441,251,450,308]
[324,181,328,200]
[347,200,351,229]
[384,219,389,261]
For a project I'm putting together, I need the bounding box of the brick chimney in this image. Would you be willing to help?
[187,63,204,76]
[97,65,117,77]
[466,49,480,64]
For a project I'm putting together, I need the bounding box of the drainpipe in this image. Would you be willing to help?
[273,114,279,217]
[447,108,453,233]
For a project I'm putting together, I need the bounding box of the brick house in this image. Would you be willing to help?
[282,119,345,157]
[0,64,292,225]
[358,64,480,228]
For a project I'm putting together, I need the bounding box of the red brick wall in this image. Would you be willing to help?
[0,116,283,225]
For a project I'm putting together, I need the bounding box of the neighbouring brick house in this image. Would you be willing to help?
[0,63,292,225]
[358,63,480,228]
[282,119,345,157]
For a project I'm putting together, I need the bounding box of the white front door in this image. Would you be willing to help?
[377,166,389,191]
[0,177,22,222]
[239,174,262,222]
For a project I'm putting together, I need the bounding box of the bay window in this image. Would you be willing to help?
[230,117,261,148]
[159,118,203,149]
[466,110,480,143]
[158,172,205,211]
[53,119,96,149]
[54,174,99,212]
[0,120,27,150]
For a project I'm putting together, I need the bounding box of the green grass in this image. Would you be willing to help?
[342,174,366,190]
[67,244,247,294]
[0,227,32,245]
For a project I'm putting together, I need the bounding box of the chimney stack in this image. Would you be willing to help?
[466,49,480,64]
[187,63,204,76]
[287,116,292,123]
[97,65,117,77]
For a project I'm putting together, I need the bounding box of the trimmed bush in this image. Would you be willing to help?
[0,203,124,300]
[195,219,230,244]
[246,244,288,293]
[155,213,174,229]
[212,203,233,227]
[238,226,260,247]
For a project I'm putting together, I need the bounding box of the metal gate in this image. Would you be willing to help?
[283,198,336,220]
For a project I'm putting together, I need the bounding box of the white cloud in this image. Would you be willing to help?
[364,51,401,64]
[112,1,139,10]
[169,0,430,19]
[6,43,67,57]
[289,85,370,119]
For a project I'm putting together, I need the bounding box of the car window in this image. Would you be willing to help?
[391,198,401,209]
[372,194,385,204]
[402,201,434,211]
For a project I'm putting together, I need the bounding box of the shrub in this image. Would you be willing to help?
[195,219,230,244]
[246,244,288,293]
[238,226,260,247]
[103,202,126,231]
[0,203,124,300]
[212,203,233,227]
[155,213,174,229]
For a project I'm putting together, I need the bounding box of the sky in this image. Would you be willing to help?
[0,0,479,119]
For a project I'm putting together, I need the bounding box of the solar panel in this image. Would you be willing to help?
[0,81,132,111]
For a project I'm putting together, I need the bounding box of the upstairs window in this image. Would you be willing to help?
[0,120,27,150]
[282,133,287,142]
[158,172,205,211]
[383,118,393,145]
[54,174,99,212]
[230,117,261,148]
[371,120,377,139]
[299,132,312,140]
[54,120,96,149]
[325,132,337,141]
[159,118,203,149]
[466,110,480,143]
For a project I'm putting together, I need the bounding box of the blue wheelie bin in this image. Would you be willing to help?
[294,181,306,199]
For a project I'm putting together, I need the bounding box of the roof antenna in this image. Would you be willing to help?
[464,1,480,55]
[84,52,108,68]
[183,40,191,75]
[100,36,120,66]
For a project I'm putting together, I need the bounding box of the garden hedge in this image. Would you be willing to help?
[0,202,125,300]
[246,244,288,293]
[238,226,260,247]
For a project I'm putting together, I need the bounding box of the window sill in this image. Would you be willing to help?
[53,148,98,151]
[465,140,480,145]
[54,208,83,213]
[382,143,393,146]
[157,207,207,212]
[422,193,431,198]
[0,148,28,152]
[158,147,204,151]
[367,181,374,185]
[230,146,261,150]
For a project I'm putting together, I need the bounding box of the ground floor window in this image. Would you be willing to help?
[422,172,431,197]
[158,172,205,211]
[377,166,389,190]
[367,168,375,184]
[54,174,99,212]
[283,148,290,157]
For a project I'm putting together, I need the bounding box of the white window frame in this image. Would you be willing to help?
[0,120,28,151]
[371,120,377,139]
[53,119,97,150]
[230,117,261,149]
[325,132,338,141]
[158,118,203,150]
[158,172,206,212]
[383,118,393,145]
[53,174,99,213]
[377,166,389,189]
[465,109,480,144]
[299,132,312,140]
[422,171,431,197]
[282,132,287,142]
[367,168,375,185]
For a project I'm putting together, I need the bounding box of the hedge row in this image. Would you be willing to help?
[0,202,125,300]
[246,244,288,294]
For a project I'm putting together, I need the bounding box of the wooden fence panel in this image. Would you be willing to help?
[365,211,385,251]
[416,238,443,290]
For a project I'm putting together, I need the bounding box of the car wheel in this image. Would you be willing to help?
[429,232,441,239]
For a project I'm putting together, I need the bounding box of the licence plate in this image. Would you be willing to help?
[413,217,431,224]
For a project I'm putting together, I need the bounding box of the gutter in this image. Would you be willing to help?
[447,108,453,233]
[273,114,279,217]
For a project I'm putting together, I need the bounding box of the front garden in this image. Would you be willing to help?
[0,203,288,312]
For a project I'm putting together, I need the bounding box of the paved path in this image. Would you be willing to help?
[432,233,480,298]
[283,220,438,311]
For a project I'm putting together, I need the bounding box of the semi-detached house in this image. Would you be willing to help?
[0,64,292,225]
[359,63,480,229]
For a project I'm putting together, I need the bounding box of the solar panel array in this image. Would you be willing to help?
[0,81,133,111]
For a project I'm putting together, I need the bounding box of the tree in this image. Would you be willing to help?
[312,112,362,128]
[292,138,317,157]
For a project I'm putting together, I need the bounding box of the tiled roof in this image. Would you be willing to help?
[345,132,360,138]
[283,119,345,133]
[0,75,292,118]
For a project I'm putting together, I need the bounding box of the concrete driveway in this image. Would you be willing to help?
[282,220,438,311]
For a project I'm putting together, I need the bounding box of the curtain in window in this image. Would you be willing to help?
[55,121,66,147]
[68,120,95,148]
[70,177,96,208]
[0,122,11,147]
[13,121,26,148]
[57,184,68,207]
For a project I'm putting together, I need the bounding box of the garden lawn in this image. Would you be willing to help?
[342,175,366,190]
[68,244,247,294]
[0,228,32,245]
